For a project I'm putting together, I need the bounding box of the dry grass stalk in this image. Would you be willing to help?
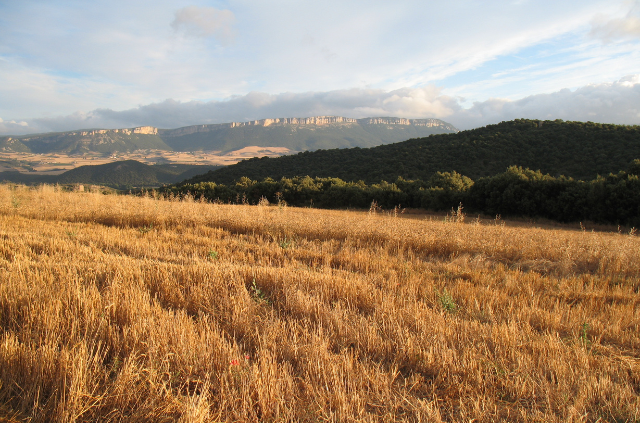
[0,184,638,422]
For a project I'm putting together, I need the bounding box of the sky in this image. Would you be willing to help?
[1,0,639,135]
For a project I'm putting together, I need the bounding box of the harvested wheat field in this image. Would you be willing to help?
[0,184,639,422]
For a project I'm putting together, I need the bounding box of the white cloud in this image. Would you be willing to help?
[0,117,30,135]
[171,6,236,43]
[455,76,640,128]
[590,14,640,41]
[2,76,637,136]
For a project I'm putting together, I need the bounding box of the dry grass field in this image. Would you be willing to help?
[0,184,639,422]
[0,148,292,175]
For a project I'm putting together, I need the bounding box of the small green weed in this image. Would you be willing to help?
[208,250,219,260]
[280,237,293,249]
[580,322,591,347]
[139,223,153,234]
[109,357,122,379]
[250,278,269,304]
[438,289,458,313]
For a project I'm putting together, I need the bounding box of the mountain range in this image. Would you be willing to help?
[5,118,637,191]
[0,117,458,154]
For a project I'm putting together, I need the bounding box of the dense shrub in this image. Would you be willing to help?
[164,159,640,226]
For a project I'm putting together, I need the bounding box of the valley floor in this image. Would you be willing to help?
[0,185,639,422]
[0,147,292,175]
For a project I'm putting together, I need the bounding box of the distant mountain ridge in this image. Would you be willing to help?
[158,116,455,134]
[0,116,458,154]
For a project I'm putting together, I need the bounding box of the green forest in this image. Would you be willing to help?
[165,159,640,226]
[183,119,640,185]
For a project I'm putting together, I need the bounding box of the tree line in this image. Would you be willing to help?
[163,159,640,226]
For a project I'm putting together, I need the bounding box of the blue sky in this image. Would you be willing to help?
[1,0,639,134]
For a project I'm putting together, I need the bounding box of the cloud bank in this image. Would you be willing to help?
[0,118,29,135]
[2,76,638,136]
[457,75,640,128]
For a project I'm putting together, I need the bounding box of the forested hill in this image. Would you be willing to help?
[181,119,640,185]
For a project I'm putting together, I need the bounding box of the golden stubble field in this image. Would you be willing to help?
[0,184,639,422]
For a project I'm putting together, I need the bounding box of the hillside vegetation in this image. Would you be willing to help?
[185,119,640,185]
[1,184,639,422]
[169,160,640,226]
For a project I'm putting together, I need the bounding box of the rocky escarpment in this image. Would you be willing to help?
[235,116,358,127]
[3,117,459,154]
[157,116,360,137]
[19,126,159,142]
[11,126,169,154]
[75,126,158,136]
[158,116,457,137]
[358,117,457,130]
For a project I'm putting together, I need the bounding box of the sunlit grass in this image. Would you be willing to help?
[1,184,639,422]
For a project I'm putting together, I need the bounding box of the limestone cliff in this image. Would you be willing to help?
[357,117,456,129]
[76,126,158,136]
[158,116,457,138]
[5,117,458,154]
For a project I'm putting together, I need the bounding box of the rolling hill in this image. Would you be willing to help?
[0,160,220,189]
[0,116,458,155]
[0,127,172,154]
[180,119,640,185]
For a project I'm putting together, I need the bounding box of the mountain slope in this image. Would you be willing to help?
[0,136,31,153]
[158,117,458,152]
[180,119,640,185]
[11,127,172,154]
[56,160,177,187]
[3,117,457,154]
[0,160,219,189]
